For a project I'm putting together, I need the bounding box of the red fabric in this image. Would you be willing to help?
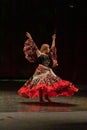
[23,39,38,63]
[18,79,78,98]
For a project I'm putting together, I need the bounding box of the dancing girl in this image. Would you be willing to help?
[18,32,78,102]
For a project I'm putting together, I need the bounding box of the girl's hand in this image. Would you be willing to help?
[52,34,56,40]
[26,32,32,39]
[52,60,58,67]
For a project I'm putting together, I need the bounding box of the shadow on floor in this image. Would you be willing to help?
[20,101,77,107]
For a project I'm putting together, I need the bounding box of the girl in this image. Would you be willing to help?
[18,32,78,102]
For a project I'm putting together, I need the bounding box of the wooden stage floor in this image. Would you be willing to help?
[0,82,87,130]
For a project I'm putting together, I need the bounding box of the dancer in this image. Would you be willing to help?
[18,32,78,102]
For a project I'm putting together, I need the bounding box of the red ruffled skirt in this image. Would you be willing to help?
[18,64,78,98]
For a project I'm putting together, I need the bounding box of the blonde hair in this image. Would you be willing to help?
[40,44,49,53]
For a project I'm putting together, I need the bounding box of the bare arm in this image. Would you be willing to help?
[51,34,58,67]
[51,34,56,48]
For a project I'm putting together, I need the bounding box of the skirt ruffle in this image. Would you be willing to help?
[18,64,78,98]
[18,78,78,98]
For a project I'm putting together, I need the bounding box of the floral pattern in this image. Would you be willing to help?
[18,64,78,98]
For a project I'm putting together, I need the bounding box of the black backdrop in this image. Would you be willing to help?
[0,0,87,85]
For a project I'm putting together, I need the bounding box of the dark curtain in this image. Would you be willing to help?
[0,0,87,85]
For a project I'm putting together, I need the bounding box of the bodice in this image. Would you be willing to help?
[38,54,52,67]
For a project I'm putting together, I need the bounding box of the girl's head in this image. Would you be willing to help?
[40,44,50,54]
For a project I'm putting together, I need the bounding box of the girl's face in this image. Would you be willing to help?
[46,46,50,53]
[40,44,50,54]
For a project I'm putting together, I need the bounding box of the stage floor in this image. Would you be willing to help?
[0,91,87,112]
[0,90,87,130]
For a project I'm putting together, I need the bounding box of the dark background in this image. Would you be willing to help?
[0,0,87,85]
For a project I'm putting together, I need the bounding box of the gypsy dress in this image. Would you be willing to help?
[18,39,78,98]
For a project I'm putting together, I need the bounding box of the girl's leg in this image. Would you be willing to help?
[44,94,52,102]
[39,88,45,102]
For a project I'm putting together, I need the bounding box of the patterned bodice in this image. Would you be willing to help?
[38,54,52,67]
